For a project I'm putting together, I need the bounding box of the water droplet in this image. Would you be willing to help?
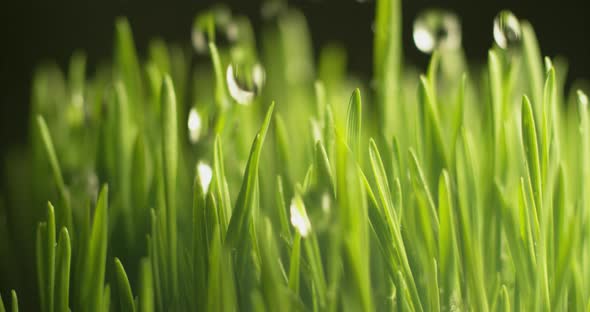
[321,192,331,213]
[226,62,266,105]
[413,9,461,54]
[192,6,238,54]
[187,108,202,144]
[578,90,589,107]
[493,11,522,49]
[197,162,213,194]
[290,196,312,237]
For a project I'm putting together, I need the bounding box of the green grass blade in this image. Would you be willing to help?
[139,258,154,312]
[521,95,542,212]
[114,258,136,312]
[10,291,17,312]
[212,136,231,235]
[0,293,4,312]
[36,116,71,231]
[160,75,179,297]
[288,234,301,295]
[80,185,109,312]
[225,102,274,248]
[36,222,47,312]
[346,88,362,158]
[115,17,142,113]
[46,203,56,312]
[373,0,401,136]
[521,21,544,115]
[54,228,71,312]
[408,149,439,234]
[368,139,398,230]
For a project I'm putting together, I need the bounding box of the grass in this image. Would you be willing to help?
[1,1,589,311]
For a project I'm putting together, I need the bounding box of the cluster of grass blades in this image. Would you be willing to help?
[1,0,590,311]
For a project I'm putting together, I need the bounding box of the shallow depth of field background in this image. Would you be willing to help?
[0,1,589,310]
[0,0,589,201]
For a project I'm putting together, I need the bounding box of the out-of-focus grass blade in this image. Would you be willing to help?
[437,169,460,300]
[542,67,556,176]
[368,139,398,230]
[346,88,362,159]
[10,291,17,312]
[139,258,154,312]
[54,228,71,312]
[207,227,237,312]
[114,258,136,312]
[212,135,231,234]
[430,258,440,312]
[408,149,439,235]
[209,43,228,111]
[521,95,542,212]
[160,75,179,295]
[80,185,108,312]
[115,17,142,114]
[0,292,4,312]
[46,203,56,312]
[36,222,48,312]
[315,141,334,195]
[225,102,274,248]
[521,21,544,116]
[288,234,301,295]
[373,0,401,136]
[418,76,449,175]
[36,116,71,231]
[275,176,292,242]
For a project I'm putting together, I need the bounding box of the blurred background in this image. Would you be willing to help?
[1,0,588,155]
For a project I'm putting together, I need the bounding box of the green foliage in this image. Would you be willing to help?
[1,1,590,311]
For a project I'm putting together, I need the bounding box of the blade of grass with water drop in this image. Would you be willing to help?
[114,258,136,312]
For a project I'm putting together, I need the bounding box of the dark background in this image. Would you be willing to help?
[1,0,589,152]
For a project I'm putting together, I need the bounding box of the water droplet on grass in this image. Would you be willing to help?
[192,6,238,54]
[187,108,202,144]
[493,10,522,49]
[321,192,331,213]
[290,196,312,237]
[226,62,266,105]
[197,162,213,194]
[413,9,461,54]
